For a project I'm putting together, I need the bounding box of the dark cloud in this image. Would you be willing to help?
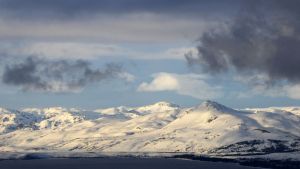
[187,0,300,84]
[0,0,240,20]
[2,57,123,92]
[0,1,242,43]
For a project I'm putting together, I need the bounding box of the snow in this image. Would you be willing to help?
[0,101,299,160]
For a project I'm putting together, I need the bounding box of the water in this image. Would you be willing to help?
[0,157,263,169]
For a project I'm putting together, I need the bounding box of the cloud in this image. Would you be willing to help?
[3,42,123,60]
[0,41,197,60]
[283,85,300,99]
[235,84,300,100]
[1,56,130,93]
[137,72,222,99]
[0,0,237,20]
[0,15,216,43]
[164,47,198,60]
[0,42,126,60]
[0,0,229,43]
[186,0,300,84]
[233,74,300,99]
[117,72,136,83]
[138,73,179,92]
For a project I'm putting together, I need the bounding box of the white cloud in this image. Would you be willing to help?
[137,72,223,99]
[138,73,179,92]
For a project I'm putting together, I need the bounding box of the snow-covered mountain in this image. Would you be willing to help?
[0,101,300,158]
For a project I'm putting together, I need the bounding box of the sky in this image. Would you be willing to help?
[1,0,300,109]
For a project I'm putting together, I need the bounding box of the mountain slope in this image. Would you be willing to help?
[0,101,299,158]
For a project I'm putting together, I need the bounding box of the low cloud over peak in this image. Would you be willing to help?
[138,72,222,100]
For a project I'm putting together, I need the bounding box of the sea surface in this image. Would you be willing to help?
[0,157,264,169]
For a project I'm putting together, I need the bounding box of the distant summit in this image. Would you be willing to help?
[196,100,234,113]
[151,101,179,108]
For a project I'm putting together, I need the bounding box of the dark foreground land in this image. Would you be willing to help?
[0,157,263,169]
[171,154,300,169]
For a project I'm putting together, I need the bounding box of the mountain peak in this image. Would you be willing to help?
[152,101,179,108]
[198,100,233,112]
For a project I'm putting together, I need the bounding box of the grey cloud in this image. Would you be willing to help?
[187,0,300,84]
[0,1,239,43]
[0,0,239,20]
[2,57,123,93]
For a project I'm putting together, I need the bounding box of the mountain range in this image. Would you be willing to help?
[0,101,300,161]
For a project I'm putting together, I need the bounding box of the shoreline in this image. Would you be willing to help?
[1,152,300,169]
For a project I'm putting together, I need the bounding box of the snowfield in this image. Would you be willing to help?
[0,101,300,160]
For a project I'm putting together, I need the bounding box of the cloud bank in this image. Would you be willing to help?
[2,57,129,93]
[0,0,238,19]
[138,72,222,99]
[184,0,300,100]
[187,0,300,85]
[0,0,233,43]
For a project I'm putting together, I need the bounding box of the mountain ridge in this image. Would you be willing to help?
[0,100,300,160]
